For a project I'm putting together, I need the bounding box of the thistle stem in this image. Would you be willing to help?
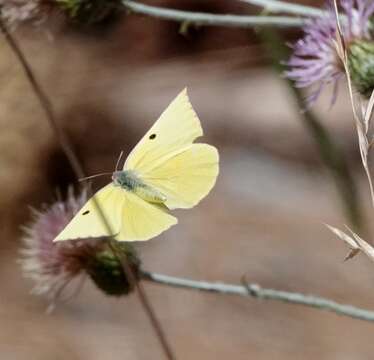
[239,0,324,17]
[0,20,176,360]
[142,271,374,323]
[122,0,307,28]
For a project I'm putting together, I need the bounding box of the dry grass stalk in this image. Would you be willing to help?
[328,0,374,261]
[332,0,374,207]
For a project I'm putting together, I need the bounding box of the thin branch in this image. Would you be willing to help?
[239,0,324,17]
[108,242,176,360]
[0,21,176,360]
[259,27,363,231]
[0,20,85,179]
[141,271,374,323]
[122,0,306,28]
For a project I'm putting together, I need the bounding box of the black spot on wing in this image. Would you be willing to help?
[82,210,90,215]
[149,133,156,140]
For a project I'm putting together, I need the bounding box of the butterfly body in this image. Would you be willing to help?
[54,89,219,242]
[112,170,167,204]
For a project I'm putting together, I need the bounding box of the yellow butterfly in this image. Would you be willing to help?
[54,89,219,242]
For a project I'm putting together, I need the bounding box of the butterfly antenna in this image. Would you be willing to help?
[78,172,113,182]
[115,150,124,171]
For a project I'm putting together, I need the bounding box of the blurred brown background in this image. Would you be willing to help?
[2,0,374,359]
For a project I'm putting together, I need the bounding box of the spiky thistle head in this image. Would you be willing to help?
[286,0,374,106]
[0,0,46,27]
[0,0,122,28]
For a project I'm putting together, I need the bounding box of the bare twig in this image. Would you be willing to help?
[108,241,176,360]
[0,21,176,360]
[122,0,306,28]
[0,20,84,179]
[239,0,324,17]
[141,271,374,322]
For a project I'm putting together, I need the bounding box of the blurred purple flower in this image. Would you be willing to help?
[0,0,122,27]
[19,189,104,304]
[0,0,45,27]
[286,0,374,106]
[20,188,140,308]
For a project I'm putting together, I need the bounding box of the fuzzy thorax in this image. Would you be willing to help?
[112,170,166,204]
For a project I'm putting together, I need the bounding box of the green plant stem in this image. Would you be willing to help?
[240,0,324,17]
[122,0,306,28]
[142,271,374,323]
[260,28,364,231]
[0,20,176,360]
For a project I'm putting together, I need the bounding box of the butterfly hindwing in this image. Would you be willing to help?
[117,191,177,241]
[141,144,219,209]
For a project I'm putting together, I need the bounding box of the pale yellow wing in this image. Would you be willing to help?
[124,88,203,173]
[54,184,123,241]
[116,191,177,242]
[141,144,219,209]
[54,184,177,242]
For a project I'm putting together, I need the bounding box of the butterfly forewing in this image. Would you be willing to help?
[54,184,178,242]
[124,88,203,173]
[54,185,124,241]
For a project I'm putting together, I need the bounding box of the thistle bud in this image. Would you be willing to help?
[86,243,140,296]
[56,0,122,24]
[348,40,374,98]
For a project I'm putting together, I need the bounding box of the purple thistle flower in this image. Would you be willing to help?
[286,0,374,106]
[0,0,122,27]
[20,188,140,308]
[0,0,45,27]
